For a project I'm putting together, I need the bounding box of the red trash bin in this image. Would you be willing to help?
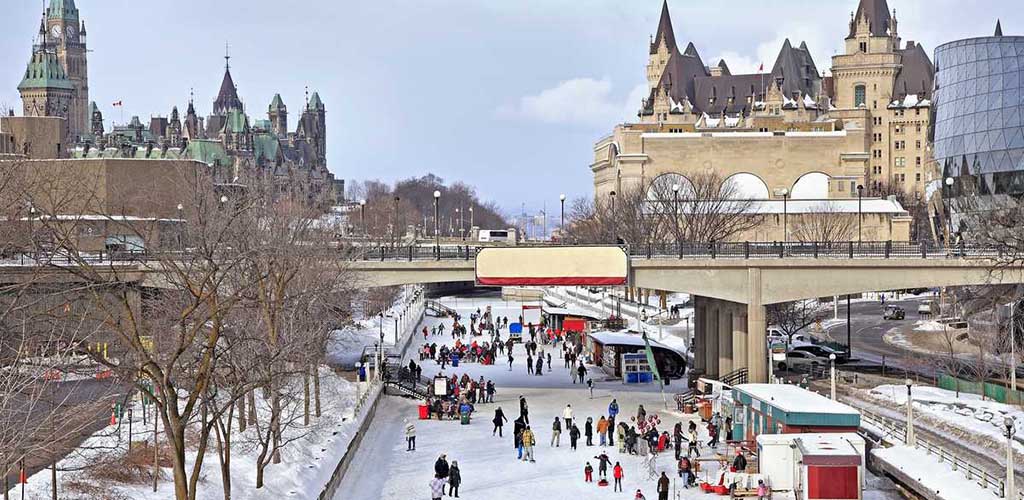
[418,404,429,420]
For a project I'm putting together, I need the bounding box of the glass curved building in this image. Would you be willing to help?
[932,27,1024,232]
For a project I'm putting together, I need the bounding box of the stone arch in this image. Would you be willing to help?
[790,172,831,199]
[722,172,770,199]
[646,172,695,200]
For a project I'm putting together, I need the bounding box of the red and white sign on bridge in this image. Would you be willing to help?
[475,246,628,286]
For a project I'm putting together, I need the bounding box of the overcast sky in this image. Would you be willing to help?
[1,0,1018,216]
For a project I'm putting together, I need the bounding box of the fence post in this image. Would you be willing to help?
[848,241,854,259]
[380,247,385,262]
[710,242,716,259]
[408,246,413,262]
[921,241,927,259]
[744,241,750,259]
[814,241,819,258]
[679,240,684,259]
[885,240,891,259]
[647,242,652,259]
[779,242,784,258]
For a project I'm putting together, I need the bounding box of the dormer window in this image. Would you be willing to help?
[859,42,867,53]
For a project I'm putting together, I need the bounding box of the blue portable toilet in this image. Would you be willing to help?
[452,354,460,367]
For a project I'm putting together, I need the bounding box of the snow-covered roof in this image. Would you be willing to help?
[648,198,908,216]
[888,94,931,109]
[735,384,860,415]
[588,330,685,355]
[803,94,817,108]
[757,432,863,456]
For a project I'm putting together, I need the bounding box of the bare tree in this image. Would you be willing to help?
[766,300,829,344]
[791,202,857,243]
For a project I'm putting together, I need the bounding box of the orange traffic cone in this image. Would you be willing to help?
[110,408,117,426]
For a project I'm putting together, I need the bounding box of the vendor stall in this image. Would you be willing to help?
[732,384,860,441]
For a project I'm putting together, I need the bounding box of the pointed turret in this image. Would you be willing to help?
[307,92,325,111]
[268,94,288,138]
[47,0,79,21]
[995,20,1003,37]
[848,0,892,38]
[213,51,243,115]
[649,0,677,55]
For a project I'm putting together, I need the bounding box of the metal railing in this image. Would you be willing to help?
[347,240,1005,262]
[860,408,1018,499]
[1,240,1009,267]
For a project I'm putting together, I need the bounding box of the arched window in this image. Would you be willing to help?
[854,85,866,107]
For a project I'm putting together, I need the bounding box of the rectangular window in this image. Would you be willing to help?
[859,42,867,53]
[896,157,906,168]
[916,140,921,149]
[916,156,922,166]
[855,86,866,107]
[916,173,921,181]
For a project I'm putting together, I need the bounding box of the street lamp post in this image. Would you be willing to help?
[944,177,955,247]
[856,185,864,244]
[829,354,837,400]
[393,196,401,243]
[609,190,617,242]
[781,188,789,243]
[1005,417,1017,500]
[913,192,922,242]
[433,190,441,259]
[359,199,366,236]
[559,194,566,233]
[905,379,916,446]
[672,184,680,248]
[469,206,474,238]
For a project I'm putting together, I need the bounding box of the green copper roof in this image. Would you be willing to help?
[253,133,281,163]
[47,0,79,20]
[18,49,74,91]
[308,92,325,111]
[269,94,286,111]
[184,140,231,167]
[223,109,250,134]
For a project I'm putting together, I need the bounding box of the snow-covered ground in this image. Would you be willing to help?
[16,368,360,500]
[867,384,1024,455]
[334,294,747,500]
[872,445,1006,500]
[14,286,425,500]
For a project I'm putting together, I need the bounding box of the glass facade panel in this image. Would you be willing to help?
[934,35,1024,197]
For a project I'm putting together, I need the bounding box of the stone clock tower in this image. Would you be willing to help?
[38,0,89,141]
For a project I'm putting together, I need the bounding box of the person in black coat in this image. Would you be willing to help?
[569,424,581,450]
[449,461,462,498]
[513,416,526,449]
[492,407,507,437]
[732,450,747,472]
[584,417,594,446]
[519,395,529,424]
[434,455,450,494]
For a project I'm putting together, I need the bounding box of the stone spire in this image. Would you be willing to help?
[649,0,677,55]
[47,0,79,21]
[212,47,243,114]
[848,0,892,38]
[995,19,1003,37]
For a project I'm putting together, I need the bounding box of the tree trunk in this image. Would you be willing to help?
[271,389,282,464]
[303,367,311,426]
[313,366,322,418]
[215,405,233,500]
[237,391,247,433]
[247,390,257,426]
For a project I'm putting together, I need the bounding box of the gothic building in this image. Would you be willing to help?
[11,0,342,204]
[594,0,936,203]
[18,0,88,143]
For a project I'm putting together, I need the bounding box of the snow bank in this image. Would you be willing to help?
[872,445,1004,500]
[870,384,1024,455]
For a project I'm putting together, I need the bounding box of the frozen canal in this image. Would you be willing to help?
[335,293,904,500]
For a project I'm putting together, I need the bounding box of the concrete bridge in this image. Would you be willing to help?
[5,241,1021,383]
[349,242,1024,383]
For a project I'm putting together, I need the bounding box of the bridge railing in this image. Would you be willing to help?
[2,240,1008,266]
[349,240,1004,262]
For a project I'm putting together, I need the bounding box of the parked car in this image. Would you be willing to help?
[776,350,828,372]
[790,344,848,363]
[917,301,935,316]
[882,305,905,320]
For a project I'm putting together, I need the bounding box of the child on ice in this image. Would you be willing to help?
[584,462,593,482]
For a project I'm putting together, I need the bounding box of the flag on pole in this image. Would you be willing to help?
[641,331,662,381]
[757,63,764,72]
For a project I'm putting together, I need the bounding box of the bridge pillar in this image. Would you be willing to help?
[717,307,732,376]
[746,268,767,383]
[693,302,706,374]
[732,312,747,378]
[705,301,719,378]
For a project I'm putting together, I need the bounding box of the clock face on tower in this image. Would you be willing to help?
[50,26,62,40]
[66,25,77,39]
